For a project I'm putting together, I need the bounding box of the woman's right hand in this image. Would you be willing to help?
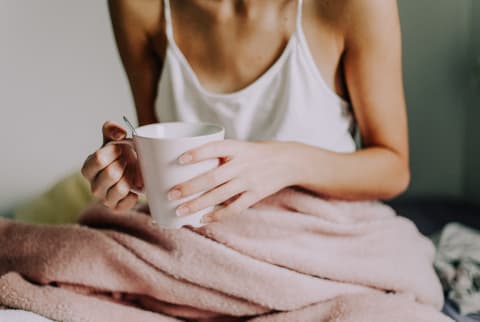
[81,121,143,211]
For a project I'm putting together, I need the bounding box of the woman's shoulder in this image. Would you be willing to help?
[309,0,400,43]
[107,0,164,37]
[310,0,398,28]
[311,0,398,17]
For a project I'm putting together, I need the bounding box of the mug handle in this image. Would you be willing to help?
[106,139,145,195]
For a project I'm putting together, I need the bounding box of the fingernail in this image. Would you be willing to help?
[178,153,192,165]
[113,130,123,139]
[167,189,181,201]
[176,206,190,216]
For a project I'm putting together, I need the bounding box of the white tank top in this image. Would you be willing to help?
[156,0,356,153]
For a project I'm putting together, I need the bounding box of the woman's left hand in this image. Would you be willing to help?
[167,140,295,223]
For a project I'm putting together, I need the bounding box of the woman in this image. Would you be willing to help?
[81,0,410,223]
[2,3,447,319]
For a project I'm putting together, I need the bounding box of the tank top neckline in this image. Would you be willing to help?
[162,0,305,100]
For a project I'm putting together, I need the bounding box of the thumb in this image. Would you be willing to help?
[102,121,127,145]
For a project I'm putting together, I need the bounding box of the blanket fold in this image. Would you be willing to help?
[0,188,451,321]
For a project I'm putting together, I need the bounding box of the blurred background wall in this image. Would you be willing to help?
[398,0,476,199]
[0,0,479,213]
[465,0,480,201]
[0,1,135,213]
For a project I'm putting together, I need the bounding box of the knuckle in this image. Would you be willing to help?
[116,179,131,197]
[126,192,138,203]
[91,184,102,199]
[82,157,96,177]
[105,163,123,180]
[117,194,137,211]
[103,198,114,209]
[92,151,105,168]
[80,164,88,178]
[103,165,116,179]
[106,191,121,206]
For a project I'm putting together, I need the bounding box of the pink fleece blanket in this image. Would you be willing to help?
[0,188,451,321]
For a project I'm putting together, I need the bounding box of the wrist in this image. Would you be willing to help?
[283,141,334,191]
[279,141,312,187]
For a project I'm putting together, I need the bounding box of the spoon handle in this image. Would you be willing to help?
[122,116,137,136]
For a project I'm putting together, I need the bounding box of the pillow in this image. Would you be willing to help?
[14,172,94,224]
[13,172,148,225]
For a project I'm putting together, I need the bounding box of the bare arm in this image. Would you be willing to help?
[290,0,409,200]
[80,1,164,211]
[108,0,163,126]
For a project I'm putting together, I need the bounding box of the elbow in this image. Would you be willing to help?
[395,165,411,196]
[380,160,411,200]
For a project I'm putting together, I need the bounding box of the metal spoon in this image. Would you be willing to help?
[122,115,137,136]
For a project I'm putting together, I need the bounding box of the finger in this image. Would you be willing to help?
[115,192,139,212]
[178,140,240,164]
[122,145,143,189]
[133,160,144,189]
[201,191,256,223]
[222,193,241,206]
[104,175,132,209]
[176,179,245,217]
[168,164,236,200]
[102,120,127,145]
[81,144,123,181]
[91,158,127,200]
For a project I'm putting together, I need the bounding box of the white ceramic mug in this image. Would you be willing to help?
[110,122,225,229]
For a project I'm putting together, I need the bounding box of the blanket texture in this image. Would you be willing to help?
[0,188,451,321]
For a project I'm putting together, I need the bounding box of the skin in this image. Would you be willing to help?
[81,0,410,223]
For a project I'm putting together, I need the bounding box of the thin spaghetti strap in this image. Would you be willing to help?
[296,0,304,32]
[163,0,174,40]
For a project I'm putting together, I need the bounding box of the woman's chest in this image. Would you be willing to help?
[151,0,347,99]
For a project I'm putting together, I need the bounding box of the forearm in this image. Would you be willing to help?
[284,142,410,201]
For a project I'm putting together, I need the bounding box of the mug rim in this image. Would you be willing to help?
[133,122,225,141]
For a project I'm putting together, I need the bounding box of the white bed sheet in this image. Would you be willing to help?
[0,309,54,322]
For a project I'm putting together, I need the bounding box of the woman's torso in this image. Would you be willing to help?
[148,0,356,152]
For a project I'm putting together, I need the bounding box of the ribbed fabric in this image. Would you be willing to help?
[156,0,356,153]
